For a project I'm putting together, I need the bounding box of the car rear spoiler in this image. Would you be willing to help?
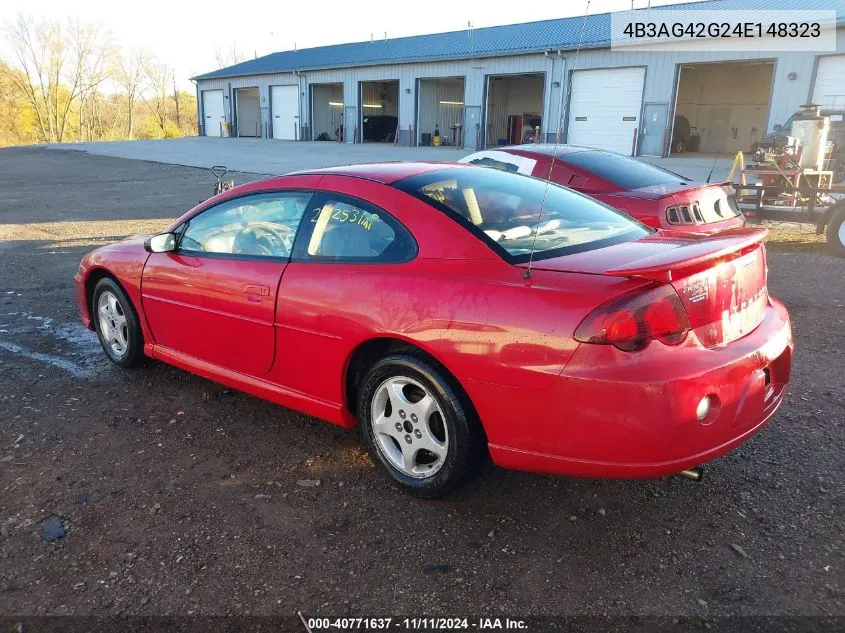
[604,227,768,282]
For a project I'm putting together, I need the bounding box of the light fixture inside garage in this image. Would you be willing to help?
[439,100,463,105]
[329,101,343,106]
[363,104,383,108]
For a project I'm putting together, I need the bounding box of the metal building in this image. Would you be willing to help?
[192,0,845,157]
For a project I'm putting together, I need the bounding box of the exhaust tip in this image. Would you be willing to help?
[678,467,704,482]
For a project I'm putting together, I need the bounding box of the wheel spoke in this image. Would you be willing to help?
[372,411,403,442]
[400,444,417,473]
[418,425,447,459]
[116,325,128,349]
[387,379,413,409]
[413,394,438,425]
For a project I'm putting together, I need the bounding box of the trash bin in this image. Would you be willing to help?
[421,133,432,146]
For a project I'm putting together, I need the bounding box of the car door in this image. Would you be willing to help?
[269,189,418,402]
[141,189,313,376]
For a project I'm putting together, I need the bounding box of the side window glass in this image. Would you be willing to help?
[300,196,415,262]
[180,192,311,258]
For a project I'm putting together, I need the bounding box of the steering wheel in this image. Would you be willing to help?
[232,224,292,257]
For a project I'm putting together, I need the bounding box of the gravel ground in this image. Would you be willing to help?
[0,147,842,623]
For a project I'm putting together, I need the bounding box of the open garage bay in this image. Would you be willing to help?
[0,147,842,619]
[673,60,775,156]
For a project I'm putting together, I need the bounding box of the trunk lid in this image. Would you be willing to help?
[608,182,744,227]
[523,227,769,348]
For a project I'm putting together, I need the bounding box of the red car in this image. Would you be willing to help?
[75,162,792,498]
[459,145,746,234]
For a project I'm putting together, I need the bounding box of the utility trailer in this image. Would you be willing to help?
[728,152,845,258]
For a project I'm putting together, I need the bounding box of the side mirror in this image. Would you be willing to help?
[144,232,177,253]
[773,124,783,133]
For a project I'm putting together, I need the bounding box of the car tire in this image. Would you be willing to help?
[826,203,845,258]
[358,353,485,499]
[92,277,145,368]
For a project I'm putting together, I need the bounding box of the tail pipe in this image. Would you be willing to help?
[678,467,704,482]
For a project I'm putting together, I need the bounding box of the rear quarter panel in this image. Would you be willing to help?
[272,258,645,442]
[269,178,648,439]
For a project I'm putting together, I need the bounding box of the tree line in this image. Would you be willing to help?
[0,14,198,147]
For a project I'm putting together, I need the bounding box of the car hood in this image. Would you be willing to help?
[95,234,150,252]
[81,235,149,266]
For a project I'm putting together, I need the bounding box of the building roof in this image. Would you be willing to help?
[194,0,845,80]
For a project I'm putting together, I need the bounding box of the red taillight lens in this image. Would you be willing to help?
[575,284,691,352]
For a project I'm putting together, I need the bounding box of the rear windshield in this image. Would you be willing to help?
[394,167,650,262]
[563,151,690,190]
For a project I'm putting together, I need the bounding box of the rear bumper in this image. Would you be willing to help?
[487,298,793,478]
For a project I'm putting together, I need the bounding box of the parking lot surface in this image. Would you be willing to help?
[0,147,843,618]
[49,136,739,182]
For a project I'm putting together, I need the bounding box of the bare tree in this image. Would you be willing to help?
[76,33,117,142]
[115,48,148,139]
[171,73,181,129]
[3,14,113,143]
[143,59,171,137]
[213,42,247,69]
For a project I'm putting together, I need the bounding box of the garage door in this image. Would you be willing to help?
[202,90,225,137]
[567,67,645,154]
[271,85,299,140]
[812,55,845,110]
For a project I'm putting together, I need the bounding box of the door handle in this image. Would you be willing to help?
[244,284,270,296]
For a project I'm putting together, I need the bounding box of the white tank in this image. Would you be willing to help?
[790,104,829,171]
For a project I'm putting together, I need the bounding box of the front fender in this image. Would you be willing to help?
[75,238,152,342]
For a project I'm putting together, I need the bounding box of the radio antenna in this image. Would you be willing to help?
[705,158,718,183]
[524,0,591,280]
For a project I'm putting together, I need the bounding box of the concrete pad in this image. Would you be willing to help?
[48,137,738,183]
[49,138,473,176]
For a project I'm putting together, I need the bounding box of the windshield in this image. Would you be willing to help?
[394,167,650,262]
[562,151,690,190]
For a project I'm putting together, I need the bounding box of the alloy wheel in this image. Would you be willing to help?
[370,376,448,479]
[97,290,129,357]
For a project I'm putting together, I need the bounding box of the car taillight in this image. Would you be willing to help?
[574,284,691,352]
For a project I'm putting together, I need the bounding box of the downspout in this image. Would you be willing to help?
[545,51,554,144]
[192,79,200,136]
[294,70,307,140]
[555,50,565,143]
[543,49,565,143]
[228,82,234,137]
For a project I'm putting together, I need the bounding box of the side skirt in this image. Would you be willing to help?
[149,344,357,429]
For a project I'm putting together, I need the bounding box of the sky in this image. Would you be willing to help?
[1,0,699,89]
